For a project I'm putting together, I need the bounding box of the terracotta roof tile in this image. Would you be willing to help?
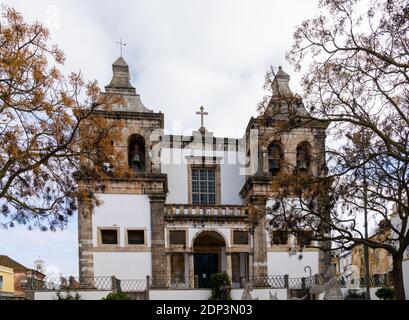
[0,255,29,270]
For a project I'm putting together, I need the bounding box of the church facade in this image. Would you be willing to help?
[77,56,328,288]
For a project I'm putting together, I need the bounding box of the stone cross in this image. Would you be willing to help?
[116,38,127,57]
[196,106,208,130]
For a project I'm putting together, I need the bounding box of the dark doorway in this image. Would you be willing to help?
[193,231,226,288]
[194,254,218,288]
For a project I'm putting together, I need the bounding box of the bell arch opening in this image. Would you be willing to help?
[268,141,284,176]
[128,134,146,172]
[296,141,312,172]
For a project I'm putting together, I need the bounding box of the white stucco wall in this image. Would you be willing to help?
[93,252,151,279]
[220,151,246,204]
[92,194,152,278]
[92,193,151,247]
[161,148,188,204]
[161,147,245,205]
[267,252,319,277]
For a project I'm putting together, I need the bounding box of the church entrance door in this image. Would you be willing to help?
[194,254,218,288]
[193,231,226,289]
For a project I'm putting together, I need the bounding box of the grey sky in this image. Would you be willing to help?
[0,0,320,276]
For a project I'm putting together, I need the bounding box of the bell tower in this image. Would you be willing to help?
[77,56,168,283]
[240,67,329,279]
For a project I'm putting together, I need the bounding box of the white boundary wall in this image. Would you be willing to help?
[317,287,383,300]
[32,287,389,300]
[33,290,112,300]
[149,288,288,300]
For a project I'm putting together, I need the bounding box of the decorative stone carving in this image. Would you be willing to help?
[310,266,344,300]
[241,282,258,300]
[269,291,279,300]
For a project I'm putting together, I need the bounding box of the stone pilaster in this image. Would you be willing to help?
[149,193,168,287]
[226,253,232,280]
[250,197,268,278]
[189,253,195,288]
[78,198,94,281]
[166,253,172,287]
[248,253,254,278]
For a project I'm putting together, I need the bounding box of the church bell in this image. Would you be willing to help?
[132,154,141,164]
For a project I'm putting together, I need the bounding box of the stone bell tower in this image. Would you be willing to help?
[77,56,168,282]
[240,67,329,279]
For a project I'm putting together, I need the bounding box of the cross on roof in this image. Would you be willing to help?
[116,38,127,57]
[196,106,208,130]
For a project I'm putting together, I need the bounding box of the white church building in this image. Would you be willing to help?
[77,55,329,289]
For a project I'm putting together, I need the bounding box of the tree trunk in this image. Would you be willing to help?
[392,255,406,300]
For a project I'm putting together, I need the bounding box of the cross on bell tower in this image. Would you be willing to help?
[196,106,208,134]
[116,38,127,57]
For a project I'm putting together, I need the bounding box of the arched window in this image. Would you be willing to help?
[296,141,311,171]
[128,134,146,172]
[268,142,284,176]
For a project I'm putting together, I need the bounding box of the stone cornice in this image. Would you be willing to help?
[239,175,274,202]
[244,115,329,138]
[164,215,250,223]
[87,110,164,128]
[79,173,168,195]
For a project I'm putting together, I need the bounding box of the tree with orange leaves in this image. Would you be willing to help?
[0,6,120,231]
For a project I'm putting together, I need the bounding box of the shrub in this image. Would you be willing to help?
[344,289,367,300]
[102,292,130,300]
[375,287,394,300]
[55,291,82,300]
[209,272,232,300]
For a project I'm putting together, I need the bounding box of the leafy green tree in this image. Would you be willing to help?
[102,292,130,300]
[375,287,394,300]
[209,272,232,300]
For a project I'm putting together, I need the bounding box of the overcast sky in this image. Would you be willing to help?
[0,0,321,276]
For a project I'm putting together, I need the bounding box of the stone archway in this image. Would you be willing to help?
[193,231,226,288]
[128,134,146,172]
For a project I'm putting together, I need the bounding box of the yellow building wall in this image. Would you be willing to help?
[352,230,393,276]
[0,265,15,294]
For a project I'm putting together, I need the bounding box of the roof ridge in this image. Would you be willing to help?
[0,255,29,270]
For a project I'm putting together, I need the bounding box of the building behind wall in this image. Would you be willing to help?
[0,265,14,299]
[77,57,330,288]
[0,255,45,299]
[351,225,393,278]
